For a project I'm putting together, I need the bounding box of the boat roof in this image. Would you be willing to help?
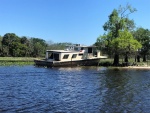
[46,50,79,53]
[66,45,97,48]
[46,45,97,53]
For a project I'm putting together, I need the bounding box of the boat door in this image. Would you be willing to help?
[88,47,92,53]
[54,53,60,61]
[88,47,93,58]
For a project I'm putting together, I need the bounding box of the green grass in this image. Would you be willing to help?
[0,57,36,61]
[0,57,39,66]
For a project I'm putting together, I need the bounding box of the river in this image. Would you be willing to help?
[0,65,150,113]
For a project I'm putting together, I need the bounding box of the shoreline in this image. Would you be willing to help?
[123,66,150,69]
[109,66,150,70]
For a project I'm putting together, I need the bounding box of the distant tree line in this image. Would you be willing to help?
[0,33,72,57]
[94,4,150,65]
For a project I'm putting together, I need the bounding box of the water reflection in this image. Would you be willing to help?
[99,69,129,112]
[100,69,150,112]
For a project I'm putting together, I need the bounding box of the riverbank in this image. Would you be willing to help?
[0,57,37,66]
[121,66,150,69]
[99,58,150,69]
[1,57,150,69]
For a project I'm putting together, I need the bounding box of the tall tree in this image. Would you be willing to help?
[0,36,2,56]
[133,27,150,62]
[29,38,48,57]
[95,33,113,57]
[102,4,137,65]
[20,36,30,56]
[2,33,20,56]
[112,30,142,62]
[47,42,73,50]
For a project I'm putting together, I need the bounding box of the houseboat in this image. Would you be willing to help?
[34,44,107,67]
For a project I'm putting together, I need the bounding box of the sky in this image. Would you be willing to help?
[0,0,150,45]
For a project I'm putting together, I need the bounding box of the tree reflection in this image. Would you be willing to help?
[99,69,133,112]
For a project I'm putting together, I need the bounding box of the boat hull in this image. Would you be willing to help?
[34,59,100,67]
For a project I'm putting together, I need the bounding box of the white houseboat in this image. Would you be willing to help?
[34,44,107,67]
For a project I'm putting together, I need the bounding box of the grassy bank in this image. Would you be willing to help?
[1,57,149,67]
[99,58,150,67]
[0,57,38,66]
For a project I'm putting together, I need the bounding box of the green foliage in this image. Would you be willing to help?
[95,33,113,57]
[132,27,150,61]
[133,27,150,54]
[0,33,73,57]
[0,36,2,56]
[0,33,49,57]
[2,33,20,46]
[47,42,73,50]
[103,4,136,38]
[96,4,138,65]
[29,38,48,57]
[2,33,20,56]
[112,30,142,54]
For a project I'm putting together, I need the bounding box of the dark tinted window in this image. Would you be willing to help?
[63,54,69,59]
[79,53,83,56]
[72,54,77,58]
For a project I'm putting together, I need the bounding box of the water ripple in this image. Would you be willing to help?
[0,66,150,112]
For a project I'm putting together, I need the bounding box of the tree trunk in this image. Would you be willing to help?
[135,55,137,62]
[113,53,119,66]
[143,55,146,62]
[124,54,128,62]
[137,55,140,62]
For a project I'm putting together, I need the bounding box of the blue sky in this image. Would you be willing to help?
[0,0,150,45]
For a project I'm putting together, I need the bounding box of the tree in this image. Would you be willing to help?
[95,33,113,57]
[102,4,137,65]
[20,36,31,56]
[47,42,73,50]
[0,36,2,56]
[112,30,142,62]
[2,33,20,56]
[133,27,150,62]
[29,38,48,57]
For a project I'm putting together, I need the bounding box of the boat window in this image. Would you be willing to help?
[72,54,77,58]
[48,53,53,59]
[63,54,69,59]
[79,53,83,56]
[74,47,78,51]
[94,52,97,57]
[81,47,84,50]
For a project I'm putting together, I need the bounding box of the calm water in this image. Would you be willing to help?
[0,66,150,113]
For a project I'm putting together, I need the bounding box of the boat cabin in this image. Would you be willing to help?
[45,44,106,62]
